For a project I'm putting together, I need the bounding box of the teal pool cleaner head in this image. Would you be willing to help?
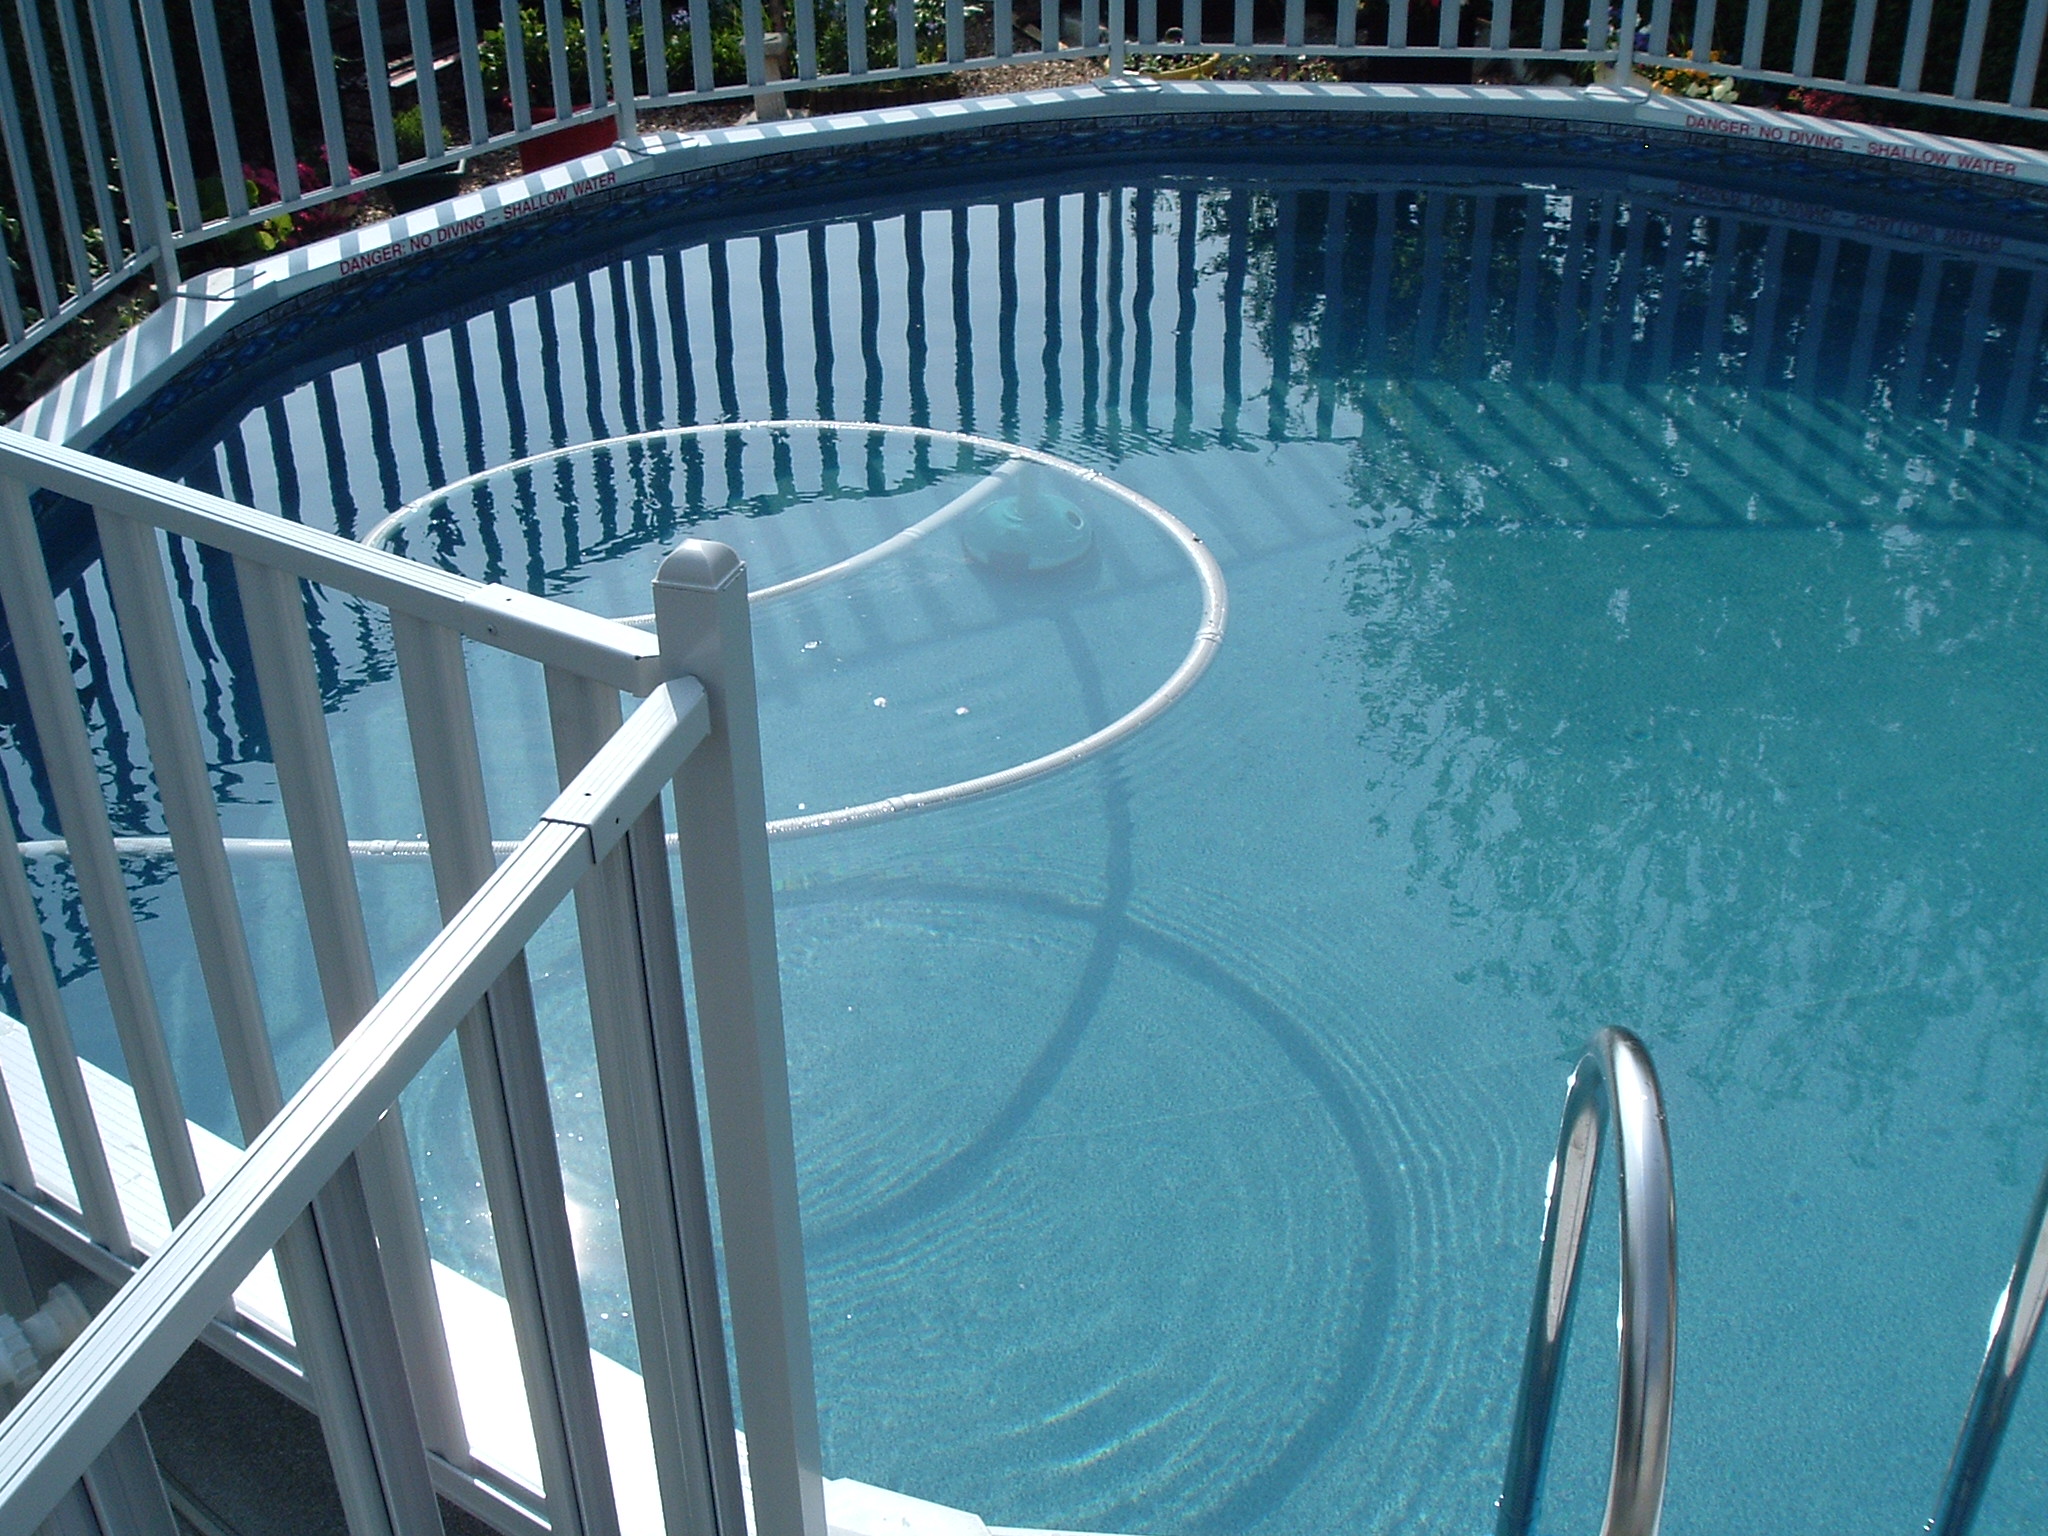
[960,486,1094,575]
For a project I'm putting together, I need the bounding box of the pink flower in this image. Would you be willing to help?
[284,151,367,245]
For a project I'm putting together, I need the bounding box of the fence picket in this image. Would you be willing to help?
[248,0,301,199]
[0,833,128,1251]
[187,0,249,216]
[1957,0,1998,96]
[0,43,61,318]
[2012,0,2048,102]
[231,554,471,1468]
[15,0,97,291]
[0,480,205,1229]
[401,624,621,1536]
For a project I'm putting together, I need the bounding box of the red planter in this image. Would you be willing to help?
[518,111,620,174]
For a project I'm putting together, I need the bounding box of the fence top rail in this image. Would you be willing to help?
[0,427,664,694]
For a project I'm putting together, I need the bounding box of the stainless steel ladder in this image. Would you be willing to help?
[1496,1027,1679,1536]
[1926,1151,2048,1535]
[1487,1022,2048,1536]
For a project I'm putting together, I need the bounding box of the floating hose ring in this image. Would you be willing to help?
[366,422,1227,841]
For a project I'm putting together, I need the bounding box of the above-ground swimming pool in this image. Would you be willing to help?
[11,109,2048,1535]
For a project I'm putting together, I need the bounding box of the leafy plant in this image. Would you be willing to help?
[186,166,294,263]
[392,104,427,162]
[483,0,966,105]
[281,153,366,245]
[1784,86,1875,120]
[1639,58,1738,100]
[480,10,600,103]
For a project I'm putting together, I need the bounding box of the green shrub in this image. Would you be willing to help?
[825,0,961,72]
[188,172,293,263]
[481,0,963,104]
[392,104,427,161]
[480,9,601,101]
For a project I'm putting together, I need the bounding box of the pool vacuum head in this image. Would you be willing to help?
[960,490,1094,575]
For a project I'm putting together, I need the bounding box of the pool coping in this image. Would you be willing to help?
[16,77,2048,451]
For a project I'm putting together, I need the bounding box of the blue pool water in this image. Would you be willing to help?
[12,126,2048,1533]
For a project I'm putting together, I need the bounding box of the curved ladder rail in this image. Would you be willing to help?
[1926,1155,2048,1536]
[1497,1027,1677,1536]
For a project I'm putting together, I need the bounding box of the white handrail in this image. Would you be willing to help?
[0,427,661,693]
[1926,1151,2048,1534]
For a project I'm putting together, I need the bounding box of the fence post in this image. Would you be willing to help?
[1614,0,1640,85]
[87,0,178,296]
[756,32,791,121]
[651,541,827,1536]
[606,0,639,139]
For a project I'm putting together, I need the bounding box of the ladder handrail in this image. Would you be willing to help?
[1928,1156,2048,1535]
[1497,1027,1677,1536]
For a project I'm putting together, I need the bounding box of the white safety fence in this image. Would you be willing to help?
[7,0,2048,373]
[0,421,825,1536]
[1633,0,2048,122]
[0,0,174,368]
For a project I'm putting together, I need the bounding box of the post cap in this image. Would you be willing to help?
[655,539,745,593]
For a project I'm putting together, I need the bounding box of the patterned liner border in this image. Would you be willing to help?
[30,83,2048,463]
